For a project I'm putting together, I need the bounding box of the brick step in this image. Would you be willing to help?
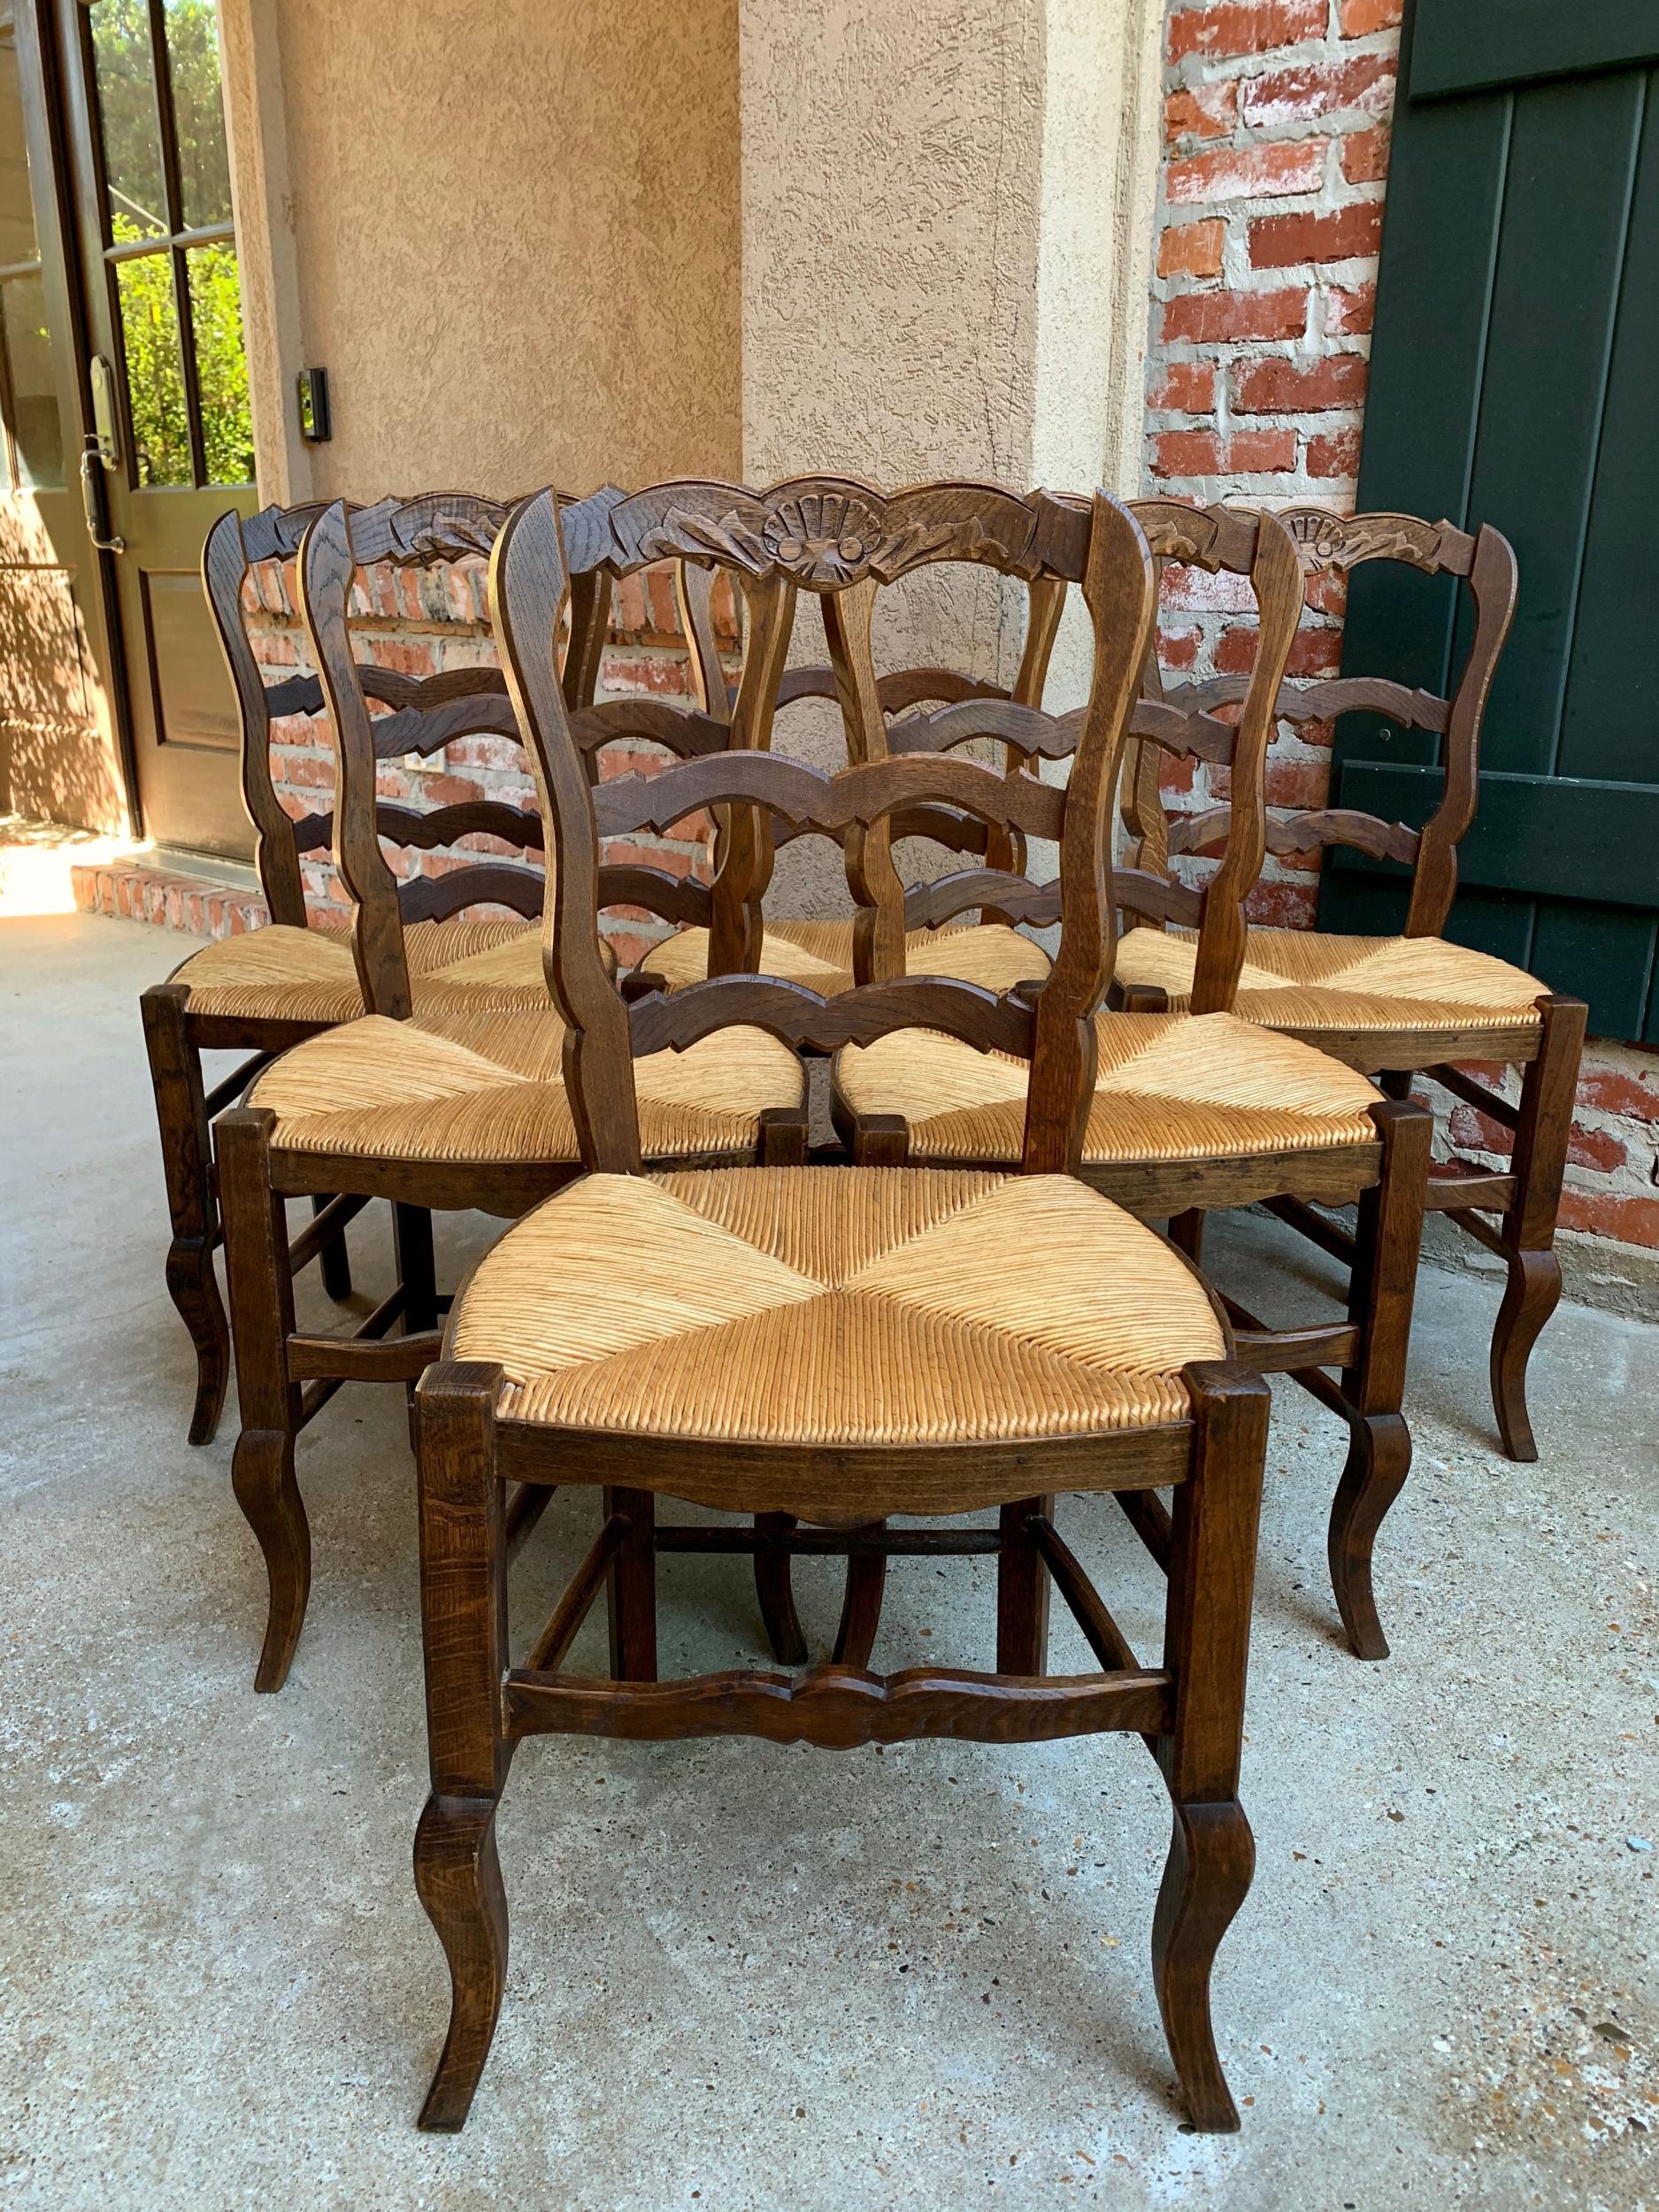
[72,855,270,941]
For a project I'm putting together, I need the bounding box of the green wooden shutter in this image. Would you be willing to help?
[1321,0,1659,1042]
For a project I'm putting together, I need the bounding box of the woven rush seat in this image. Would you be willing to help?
[839,1011,1380,1165]
[249,1007,804,1166]
[449,1166,1225,1468]
[1114,926,1546,1047]
[641,917,1050,997]
[172,916,549,1025]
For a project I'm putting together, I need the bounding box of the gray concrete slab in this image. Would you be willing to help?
[1,910,1654,2211]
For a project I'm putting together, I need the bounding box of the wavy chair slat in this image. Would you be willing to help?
[396,862,544,926]
[358,664,511,710]
[370,694,522,760]
[596,866,711,930]
[264,672,326,720]
[289,811,333,856]
[1128,696,1239,765]
[590,749,1068,845]
[885,699,1086,760]
[777,664,1012,713]
[1117,867,1204,929]
[1165,670,1452,734]
[1166,804,1421,868]
[903,869,1062,933]
[334,490,519,568]
[376,800,545,854]
[567,700,734,757]
[626,972,1038,1059]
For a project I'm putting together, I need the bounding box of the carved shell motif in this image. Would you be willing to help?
[1279,509,1445,572]
[760,491,889,585]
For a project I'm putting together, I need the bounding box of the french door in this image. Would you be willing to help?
[56,0,257,855]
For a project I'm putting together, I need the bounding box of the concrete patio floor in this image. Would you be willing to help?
[2,909,1654,2211]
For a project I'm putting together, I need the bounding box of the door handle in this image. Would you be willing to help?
[80,439,124,553]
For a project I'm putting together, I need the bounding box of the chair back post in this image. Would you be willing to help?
[819,578,905,982]
[202,501,331,929]
[1185,510,1304,1013]
[491,489,642,1171]
[708,573,795,972]
[1025,491,1158,1173]
[300,500,415,1018]
[1407,519,1518,936]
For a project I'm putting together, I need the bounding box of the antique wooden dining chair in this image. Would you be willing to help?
[1111,506,1586,1461]
[829,502,1432,1664]
[213,494,809,1692]
[410,477,1271,2137]
[142,494,553,1447]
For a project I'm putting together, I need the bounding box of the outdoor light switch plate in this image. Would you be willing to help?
[296,366,331,442]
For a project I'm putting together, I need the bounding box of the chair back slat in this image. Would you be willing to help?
[568,701,735,757]
[491,478,1157,1177]
[1267,506,1517,937]
[627,972,1037,1061]
[589,749,1069,847]
[904,869,1061,933]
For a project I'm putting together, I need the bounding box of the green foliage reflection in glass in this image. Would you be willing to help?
[114,223,252,486]
[94,1,250,486]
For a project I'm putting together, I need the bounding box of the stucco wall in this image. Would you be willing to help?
[229,0,741,504]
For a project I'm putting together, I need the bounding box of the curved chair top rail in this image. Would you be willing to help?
[1139,503,1519,941]
[492,483,1158,1178]
[556,474,1095,592]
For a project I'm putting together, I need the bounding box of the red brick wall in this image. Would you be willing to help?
[242,556,728,971]
[1147,0,1659,1248]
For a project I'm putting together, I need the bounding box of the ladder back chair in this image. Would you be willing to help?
[1112,506,1586,1460]
[634,508,1059,1002]
[213,494,807,1693]
[142,495,538,1446]
[411,478,1272,2136]
[831,502,1433,1662]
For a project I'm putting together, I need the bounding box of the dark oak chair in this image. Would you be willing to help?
[411,477,1272,2136]
[213,494,807,1693]
[1111,506,1586,1461]
[142,494,549,1446]
[829,502,1433,1663]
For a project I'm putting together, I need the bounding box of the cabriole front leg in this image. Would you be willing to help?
[141,983,229,1446]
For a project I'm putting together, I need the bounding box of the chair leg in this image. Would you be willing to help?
[140,984,229,1447]
[412,1364,510,2131]
[832,1532,887,1670]
[605,1486,657,1681]
[1155,1362,1268,2134]
[1489,995,1586,1463]
[395,1203,439,1450]
[754,1513,809,1665]
[217,1108,308,1692]
[1329,1097,1431,1663]
[1169,1210,1205,1263]
[313,1194,354,1302]
[996,1496,1052,1673]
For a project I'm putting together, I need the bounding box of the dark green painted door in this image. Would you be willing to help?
[1322,0,1659,1042]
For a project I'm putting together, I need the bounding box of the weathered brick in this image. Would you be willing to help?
[1576,1067,1659,1122]
[1232,353,1369,411]
[1341,122,1392,184]
[1569,1126,1629,1174]
[1246,877,1319,927]
[1559,1189,1659,1249]
[1163,286,1310,342]
[1150,360,1217,411]
[1169,140,1328,206]
[1161,624,1202,670]
[1164,82,1239,144]
[1287,626,1344,677]
[1339,0,1402,34]
[1168,0,1325,65]
[1308,426,1364,477]
[1228,426,1297,472]
[1158,218,1227,280]
[1239,52,1394,128]
[1152,429,1223,478]
[1325,283,1375,334]
[1250,202,1383,268]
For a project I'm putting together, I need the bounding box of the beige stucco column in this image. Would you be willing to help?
[740,0,1162,910]
[740,0,1162,511]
